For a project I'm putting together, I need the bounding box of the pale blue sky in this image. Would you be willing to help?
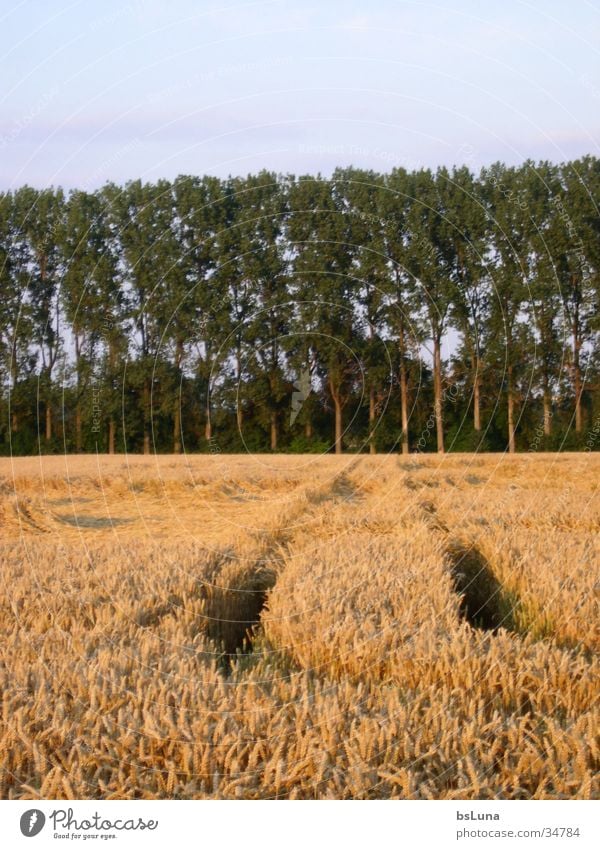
[1,0,599,189]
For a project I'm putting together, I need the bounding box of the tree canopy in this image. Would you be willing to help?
[0,159,598,455]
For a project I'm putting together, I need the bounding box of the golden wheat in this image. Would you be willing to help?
[0,453,598,799]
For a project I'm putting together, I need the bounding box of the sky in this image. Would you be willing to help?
[1,0,599,189]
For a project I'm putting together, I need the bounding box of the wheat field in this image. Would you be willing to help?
[0,453,598,799]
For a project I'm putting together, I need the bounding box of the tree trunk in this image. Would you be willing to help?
[173,339,183,454]
[433,335,444,454]
[399,357,409,455]
[270,411,278,451]
[507,364,516,454]
[74,337,82,453]
[45,402,52,442]
[329,375,343,454]
[333,396,342,454]
[473,357,481,432]
[304,418,312,440]
[205,384,212,442]
[173,403,181,454]
[11,349,18,433]
[75,403,82,453]
[143,379,151,455]
[543,385,552,437]
[369,386,376,454]
[573,326,582,433]
[108,340,116,454]
[396,282,410,455]
[235,348,243,436]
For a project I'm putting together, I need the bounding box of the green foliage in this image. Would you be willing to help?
[0,161,598,454]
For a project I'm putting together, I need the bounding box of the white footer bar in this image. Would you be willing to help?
[1,800,597,848]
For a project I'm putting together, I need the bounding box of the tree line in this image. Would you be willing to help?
[0,158,598,455]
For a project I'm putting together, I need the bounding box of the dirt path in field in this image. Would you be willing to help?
[191,458,366,671]
[417,498,522,634]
